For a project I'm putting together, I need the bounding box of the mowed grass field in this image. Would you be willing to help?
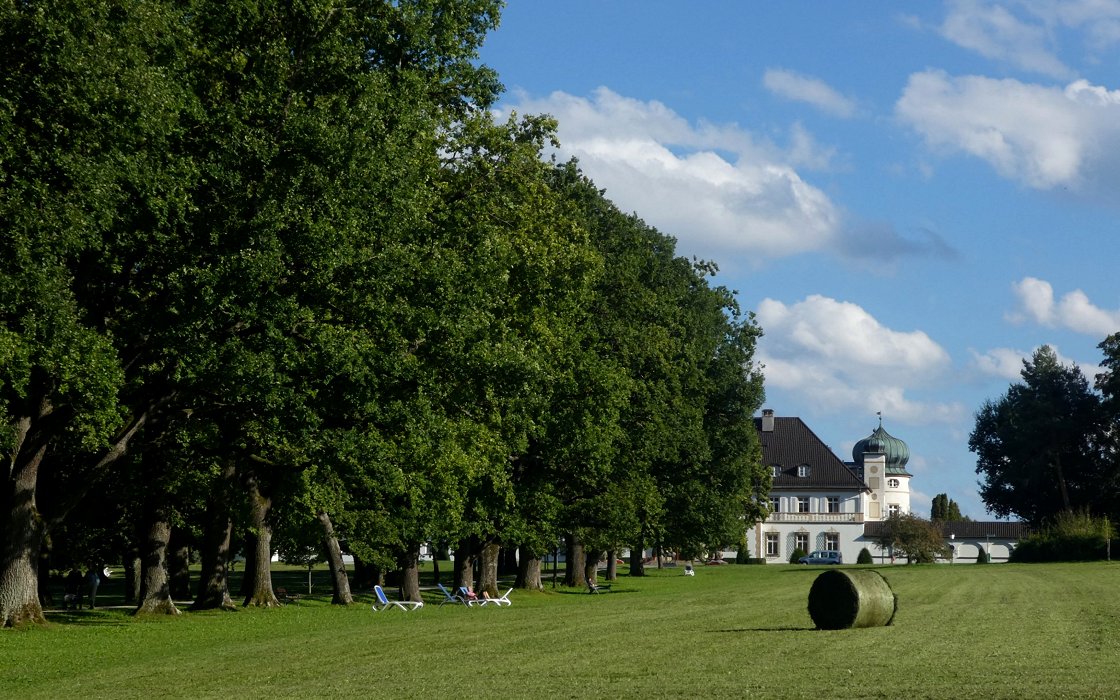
[2,562,1118,698]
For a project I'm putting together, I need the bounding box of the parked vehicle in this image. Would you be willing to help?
[798,550,842,565]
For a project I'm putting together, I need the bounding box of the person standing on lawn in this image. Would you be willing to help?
[85,566,100,609]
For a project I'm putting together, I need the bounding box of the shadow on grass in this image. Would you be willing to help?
[712,626,816,633]
[552,589,639,595]
[43,609,137,627]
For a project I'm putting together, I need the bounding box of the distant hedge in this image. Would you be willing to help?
[1010,511,1112,562]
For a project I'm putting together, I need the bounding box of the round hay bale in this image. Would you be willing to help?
[807,569,897,630]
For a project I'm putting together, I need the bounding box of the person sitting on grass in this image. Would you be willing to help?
[64,568,82,610]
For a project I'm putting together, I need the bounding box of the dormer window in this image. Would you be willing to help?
[771,465,781,478]
[797,464,810,478]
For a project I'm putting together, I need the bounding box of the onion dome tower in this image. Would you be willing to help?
[852,417,911,476]
[852,415,912,518]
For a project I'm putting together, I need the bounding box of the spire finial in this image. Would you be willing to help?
[876,411,882,428]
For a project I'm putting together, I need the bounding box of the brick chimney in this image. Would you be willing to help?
[761,409,774,432]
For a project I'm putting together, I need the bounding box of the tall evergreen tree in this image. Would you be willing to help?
[970,346,1106,526]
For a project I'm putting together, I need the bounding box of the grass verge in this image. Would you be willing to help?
[2,562,1118,698]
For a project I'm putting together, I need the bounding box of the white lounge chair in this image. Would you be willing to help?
[372,584,423,612]
[436,583,466,607]
[481,588,513,606]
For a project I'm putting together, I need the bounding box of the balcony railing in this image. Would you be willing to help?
[767,512,864,523]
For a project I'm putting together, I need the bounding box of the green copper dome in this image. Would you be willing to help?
[852,423,910,475]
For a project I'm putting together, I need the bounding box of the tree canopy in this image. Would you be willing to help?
[970,346,1109,527]
[1,0,769,626]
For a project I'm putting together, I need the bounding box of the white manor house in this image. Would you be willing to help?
[743,409,1025,564]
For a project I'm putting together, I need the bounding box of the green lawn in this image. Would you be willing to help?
[3,562,1118,698]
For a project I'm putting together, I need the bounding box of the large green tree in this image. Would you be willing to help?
[874,513,949,563]
[0,0,191,627]
[1092,333,1120,526]
[541,164,768,579]
[970,346,1107,526]
[930,493,966,522]
[1,0,508,625]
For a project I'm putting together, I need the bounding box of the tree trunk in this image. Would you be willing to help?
[453,541,476,591]
[398,545,422,602]
[516,545,543,590]
[564,534,585,588]
[499,546,518,577]
[135,514,180,615]
[168,527,191,601]
[0,417,48,627]
[317,511,353,605]
[1053,452,1072,512]
[243,477,279,607]
[584,550,603,586]
[630,536,646,576]
[352,559,381,590]
[606,549,617,581]
[193,463,236,610]
[2,396,150,626]
[37,545,53,608]
[123,545,141,603]
[478,541,500,596]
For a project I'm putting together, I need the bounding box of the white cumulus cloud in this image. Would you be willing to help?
[972,344,1102,383]
[755,295,963,424]
[895,70,1117,190]
[497,87,842,259]
[763,68,858,118]
[939,0,1073,78]
[1008,276,1120,337]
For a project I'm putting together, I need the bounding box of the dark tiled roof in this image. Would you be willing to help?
[755,416,868,492]
[863,521,1030,539]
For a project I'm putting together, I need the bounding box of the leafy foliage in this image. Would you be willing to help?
[970,346,1107,526]
[1,0,770,624]
[874,513,949,564]
[1009,510,1112,562]
[931,493,966,522]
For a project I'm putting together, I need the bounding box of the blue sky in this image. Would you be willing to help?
[478,1,1120,519]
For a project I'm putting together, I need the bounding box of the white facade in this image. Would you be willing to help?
[746,413,898,564]
[746,411,1024,564]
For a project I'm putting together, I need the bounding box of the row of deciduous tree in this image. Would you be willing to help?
[970,341,1120,528]
[1,1,770,627]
